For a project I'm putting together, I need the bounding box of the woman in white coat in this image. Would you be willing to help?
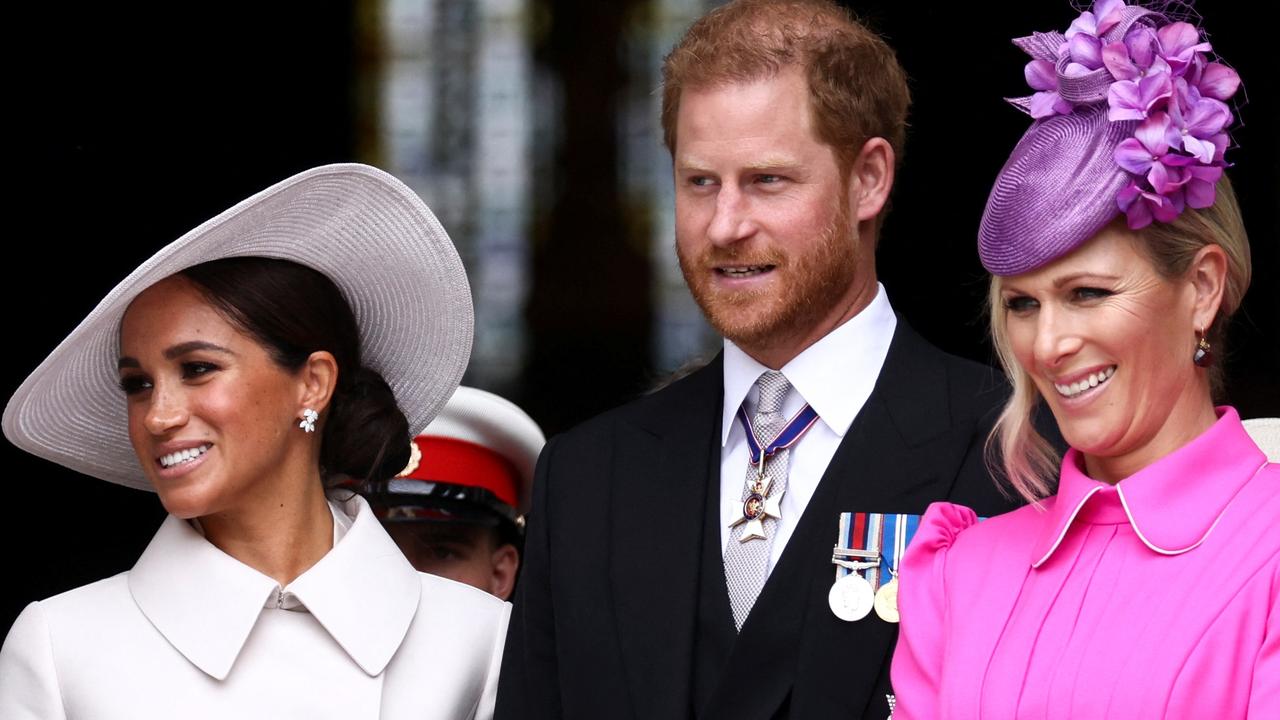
[0,164,509,719]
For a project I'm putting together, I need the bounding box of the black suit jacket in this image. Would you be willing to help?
[496,322,1023,720]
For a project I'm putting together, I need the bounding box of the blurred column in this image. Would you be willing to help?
[521,0,651,433]
[621,0,722,377]
[358,0,535,404]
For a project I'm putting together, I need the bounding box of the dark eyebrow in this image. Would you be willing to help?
[117,341,236,370]
[164,341,236,360]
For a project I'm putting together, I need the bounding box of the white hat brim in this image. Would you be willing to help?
[1242,417,1280,463]
[2,163,473,491]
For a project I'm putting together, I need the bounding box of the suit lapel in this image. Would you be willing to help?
[787,395,936,718]
[704,323,980,719]
[610,358,724,720]
[799,323,1000,719]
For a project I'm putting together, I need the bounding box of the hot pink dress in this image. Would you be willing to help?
[891,407,1278,719]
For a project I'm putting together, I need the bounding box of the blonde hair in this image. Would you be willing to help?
[987,176,1252,502]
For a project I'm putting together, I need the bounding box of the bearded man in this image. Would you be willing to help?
[496,2,1022,718]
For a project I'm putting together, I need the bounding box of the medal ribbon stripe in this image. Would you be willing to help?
[736,404,820,465]
[886,514,920,579]
[852,511,867,557]
[866,512,884,590]
[837,513,853,580]
[832,512,981,624]
[879,513,896,582]
[835,512,927,590]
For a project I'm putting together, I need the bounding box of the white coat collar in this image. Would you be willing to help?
[128,494,421,680]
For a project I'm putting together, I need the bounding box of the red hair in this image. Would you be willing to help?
[661,0,911,177]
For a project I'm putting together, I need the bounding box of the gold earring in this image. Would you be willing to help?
[1193,332,1213,368]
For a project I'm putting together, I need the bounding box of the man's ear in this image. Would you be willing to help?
[847,137,895,224]
[489,543,520,601]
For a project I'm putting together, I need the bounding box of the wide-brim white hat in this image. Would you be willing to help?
[2,163,473,492]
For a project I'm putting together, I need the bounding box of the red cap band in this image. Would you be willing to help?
[402,436,520,509]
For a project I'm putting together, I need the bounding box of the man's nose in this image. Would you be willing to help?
[706,186,754,248]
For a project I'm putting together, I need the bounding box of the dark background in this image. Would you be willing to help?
[4,1,1276,633]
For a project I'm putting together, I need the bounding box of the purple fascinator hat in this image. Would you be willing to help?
[978,0,1242,276]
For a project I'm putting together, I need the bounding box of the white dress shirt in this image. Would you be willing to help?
[720,283,896,571]
[0,494,509,720]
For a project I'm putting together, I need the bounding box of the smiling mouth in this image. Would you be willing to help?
[158,444,212,469]
[1054,366,1116,399]
[716,265,775,278]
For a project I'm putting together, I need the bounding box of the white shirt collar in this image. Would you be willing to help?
[721,283,896,445]
[128,494,421,680]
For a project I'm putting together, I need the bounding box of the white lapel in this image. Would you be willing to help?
[128,495,421,680]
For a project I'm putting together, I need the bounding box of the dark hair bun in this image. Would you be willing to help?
[322,366,411,483]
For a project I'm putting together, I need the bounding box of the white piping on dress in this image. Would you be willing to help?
[1116,461,1269,556]
[1031,486,1103,568]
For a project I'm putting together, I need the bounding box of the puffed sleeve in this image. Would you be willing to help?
[1249,560,1280,717]
[0,602,68,720]
[890,502,979,720]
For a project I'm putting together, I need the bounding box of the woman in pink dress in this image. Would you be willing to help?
[890,2,1276,717]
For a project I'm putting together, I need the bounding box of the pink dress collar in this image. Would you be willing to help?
[1030,407,1269,567]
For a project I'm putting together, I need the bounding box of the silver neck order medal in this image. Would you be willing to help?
[726,402,820,543]
[728,454,784,542]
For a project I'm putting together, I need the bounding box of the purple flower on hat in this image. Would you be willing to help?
[1024,59,1073,118]
[1102,25,1160,81]
[1182,165,1226,208]
[1148,161,1223,212]
[1167,80,1232,163]
[1066,33,1106,76]
[1114,113,1181,174]
[993,1,1245,244]
[1156,22,1213,76]
[1108,71,1173,121]
[1197,62,1242,101]
[1063,1,1127,76]
[1066,0,1127,40]
[1118,179,1184,229]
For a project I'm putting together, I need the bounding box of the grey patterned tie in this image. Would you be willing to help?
[723,370,792,631]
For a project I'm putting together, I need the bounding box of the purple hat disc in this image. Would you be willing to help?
[979,104,1135,276]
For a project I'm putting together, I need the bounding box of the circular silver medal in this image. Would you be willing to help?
[874,578,899,623]
[828,572,874,622]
